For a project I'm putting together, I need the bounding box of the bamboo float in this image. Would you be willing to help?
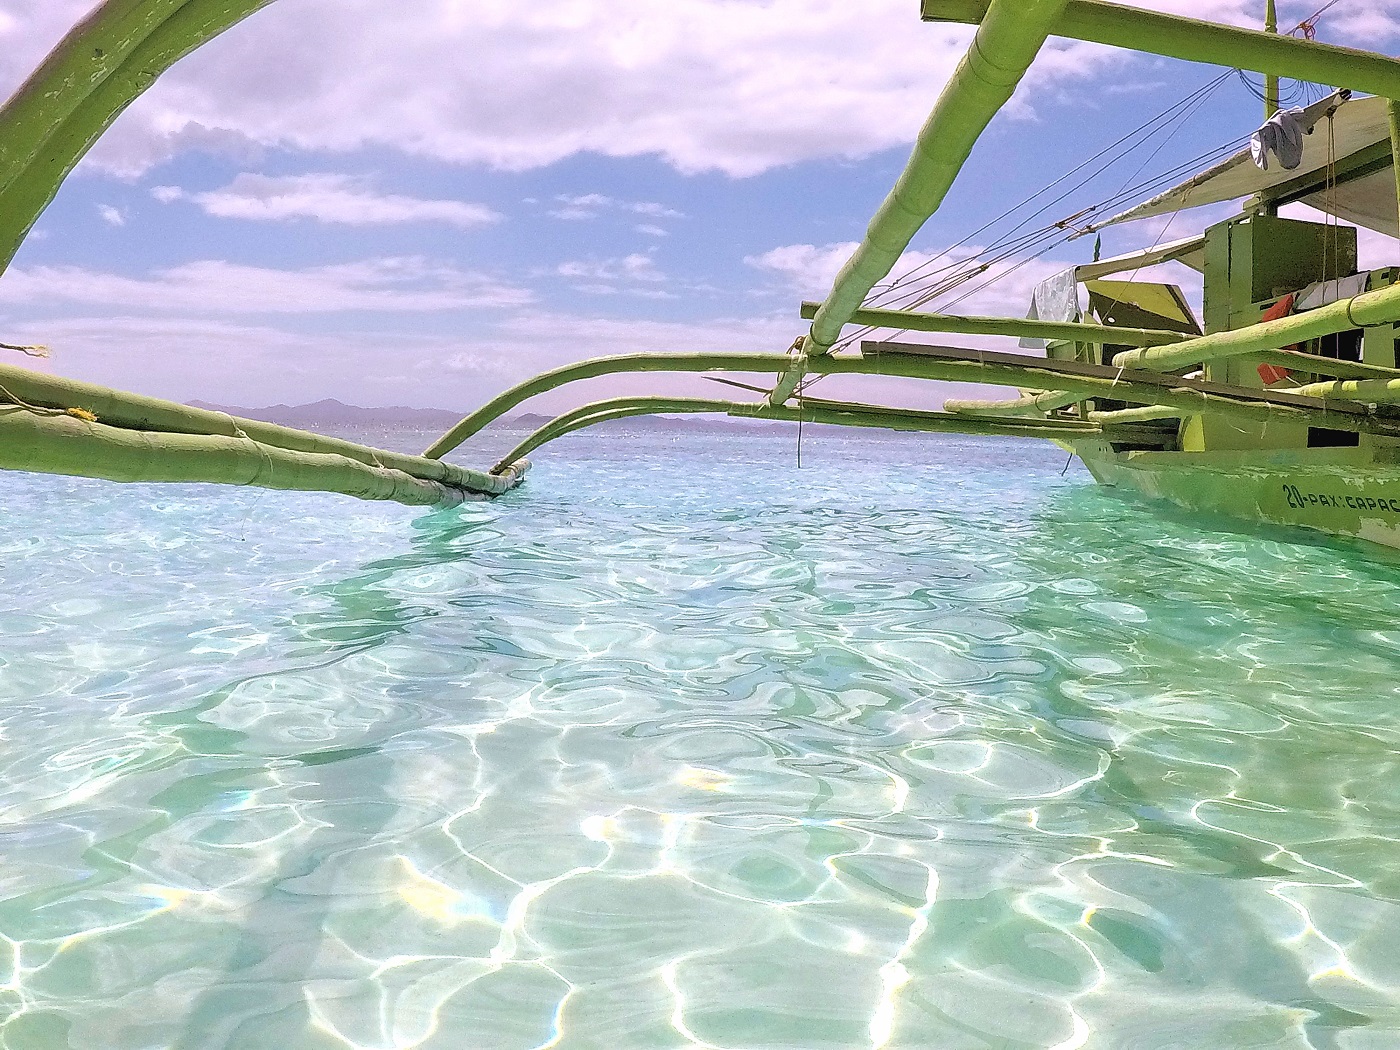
[0,407,514,507]
[0,360,519,495]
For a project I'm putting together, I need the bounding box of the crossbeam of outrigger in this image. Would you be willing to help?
[4,0,1400,507]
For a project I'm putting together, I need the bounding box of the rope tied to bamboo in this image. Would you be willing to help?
[0,380,96,422]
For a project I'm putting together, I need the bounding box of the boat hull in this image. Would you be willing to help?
[1071,439,1400,551]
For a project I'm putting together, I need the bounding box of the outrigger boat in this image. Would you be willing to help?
[7,1,1400,551]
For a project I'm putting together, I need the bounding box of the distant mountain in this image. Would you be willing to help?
[189,398,465,428]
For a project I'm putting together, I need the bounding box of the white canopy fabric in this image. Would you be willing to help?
[1099,93,1399,238]
[1074,234,1206,281]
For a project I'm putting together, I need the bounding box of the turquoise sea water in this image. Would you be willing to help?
[3,424,1400,1048]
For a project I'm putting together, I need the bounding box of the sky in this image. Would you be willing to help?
[0,0,1398,424]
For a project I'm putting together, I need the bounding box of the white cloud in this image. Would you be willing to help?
[97,205,125,227]
[556,253,664,283]
[0,257,532,314]
[151,173,501,227]
[5,1,1400,182]
[634,224,668,237]
[546,193,684,222]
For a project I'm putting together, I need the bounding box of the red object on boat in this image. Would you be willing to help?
[1256,293,1298,385]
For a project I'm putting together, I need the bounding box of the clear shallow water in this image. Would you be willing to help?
[3,425,1400,1048]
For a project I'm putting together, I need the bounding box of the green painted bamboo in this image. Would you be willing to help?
[424,352,796,458]
[1286,377,1400,403]
[943,390,1082,417]
[799,300,1185,346]
[1264,0,1279,119]
[729,401,1107,440]
[804,0,1068,357]
[0,0,186,191]
[490,397,735,473]
[0,0,276,273]
[1389,98,1400,236]
[1113,280,1400,371]
[0,360,520,495]
[1088,405,1185,424]
[0,406,475,507]
[817,353,1400,437]
[921,0,1400,97]
[1251,348,1400,380]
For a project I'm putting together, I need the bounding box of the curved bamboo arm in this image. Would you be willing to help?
[0,0,277,273]
[489,396,736,473]
[422,352,794,459]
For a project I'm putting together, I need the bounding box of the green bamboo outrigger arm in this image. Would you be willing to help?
[490,397,738,473]
[0,406,504,507]
[0,358,522,496]
[488,394,1153,475]
[797,301,1186,347]
[483,394,1164,475]
[943,347,1400,418]
[424,352,798,458]
[1113,281,1400,373]
[921,0,1400,98]
[0,0,276,273]
[424,344,1400,465]
[793,0,1068,381]
[837,344,1400,437]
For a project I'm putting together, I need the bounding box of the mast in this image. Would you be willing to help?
[1264,0,1279,119]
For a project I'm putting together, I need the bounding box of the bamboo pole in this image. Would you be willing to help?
[0,360,519,495]
[823,349,1400,436]
[490,397,735,473]
[798,301,1185,347]
[1389,98,1400,242]
[1088,405,1185,424]
[1285,377,1400,403]
[426,343,1400,465]
[802,0,1068,362]
[921,1,1400,98]
[1112,281,1400,372]
[943,391,1082,417]
[424,352,796,458]
[728,401,1110,439]
[0,406,484,507]
[0,0,276,273]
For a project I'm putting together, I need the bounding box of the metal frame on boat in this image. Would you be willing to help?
[6,0,1400,547]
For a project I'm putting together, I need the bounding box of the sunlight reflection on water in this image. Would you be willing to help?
[1,425,1399,1047]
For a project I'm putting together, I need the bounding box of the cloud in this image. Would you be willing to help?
[634,224,668,237]
[546,193,684,222]
[0,257,532,314]
[151,173,502,227]
[97,205,125,227]
[7,0,1400,182]
[556,253,664,283]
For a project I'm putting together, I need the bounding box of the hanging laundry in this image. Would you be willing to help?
[1250,108,1306,171]
[1019,268,1080,350]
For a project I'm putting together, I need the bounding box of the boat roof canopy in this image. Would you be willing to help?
[1098,93,1400,238]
